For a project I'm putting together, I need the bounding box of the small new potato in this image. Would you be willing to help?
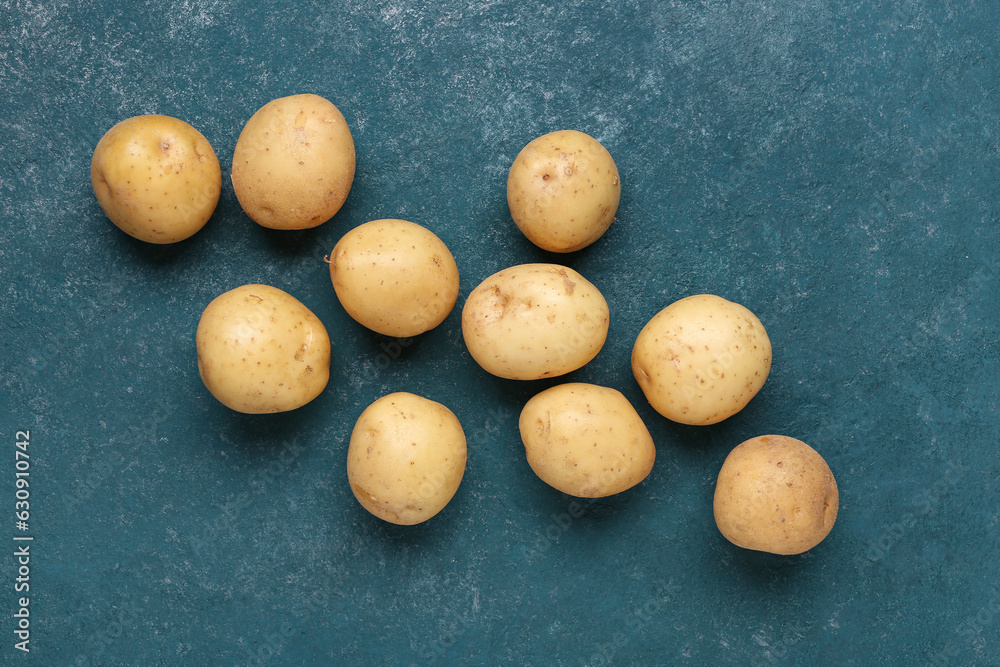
[519,383,655,498]
[231,93,355,230]
[347,392,467,525]
[631,294,771,425]
[196,284,331,414]
[507,130,620,253]
[714,435,839,555]
[91,114,221,243]
[462,263,609,380]
[329,219,460,337]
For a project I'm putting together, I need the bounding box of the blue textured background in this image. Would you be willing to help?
[2,1,999,665]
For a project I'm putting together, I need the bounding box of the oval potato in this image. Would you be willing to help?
[347,392,467,525]
[631,294,771,425]
[91,114,221,244]
[196,284,331,413]
[329,219,460,337]
[462,263,609,380]
[231,93,355,230]
[519,383,655,497]
[714,435,839,555]
[507,130,620,253]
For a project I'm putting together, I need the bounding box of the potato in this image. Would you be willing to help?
[347,392,467,525]
[462,263,609,380]
[631,294,771,425]
[91,114,221,243]
[713,435,839,555]
[507,130,620,253]
[231,93,355,230]
[519,383,655,498]
[196,284,331,414]
[329,219,460,337]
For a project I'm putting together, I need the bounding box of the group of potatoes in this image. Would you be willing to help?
[90,93,838,555]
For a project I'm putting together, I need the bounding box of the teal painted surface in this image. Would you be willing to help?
[1,1,998,664]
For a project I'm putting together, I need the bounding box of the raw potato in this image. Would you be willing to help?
[329,219,460,337]
[347,392,467,525]
[462,263,609,380]
[631,294,771,425]
[507,130,620,253]
[519,383,655,498]
[231,93,355,230]
[714,435,839,555]
[91,114,221,243]
[196,284,331,414]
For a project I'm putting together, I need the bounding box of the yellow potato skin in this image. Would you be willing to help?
[461,263,609,380]
[519,383,655,498]
[713,435,839,555]
[231,93,355,230]
[631,294,771,425]
[329,219,460,337]
[196,284,331,414]
[507,130,620,253]
[347,392,467,525]
[91,114,221,244]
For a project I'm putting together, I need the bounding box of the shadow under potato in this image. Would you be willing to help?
[256,225,319,258]
[714,538,819,589]
[348,484,469,549]
[116,225,197,267]
[219,393,330,453]
[361,328,426,368]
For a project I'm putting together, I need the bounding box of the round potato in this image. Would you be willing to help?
[231,93,355,230]
[631,294,771,425]
[714,435,839,555]
[507,130,620,253]
[329,219,460,337]
[196,284,331,414]
[347,392,467,525]
[91,114,221,243]
[462,263,609,380]
[519,383,655,498]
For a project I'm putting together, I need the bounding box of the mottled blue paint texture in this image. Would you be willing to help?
[1,1,999,665]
